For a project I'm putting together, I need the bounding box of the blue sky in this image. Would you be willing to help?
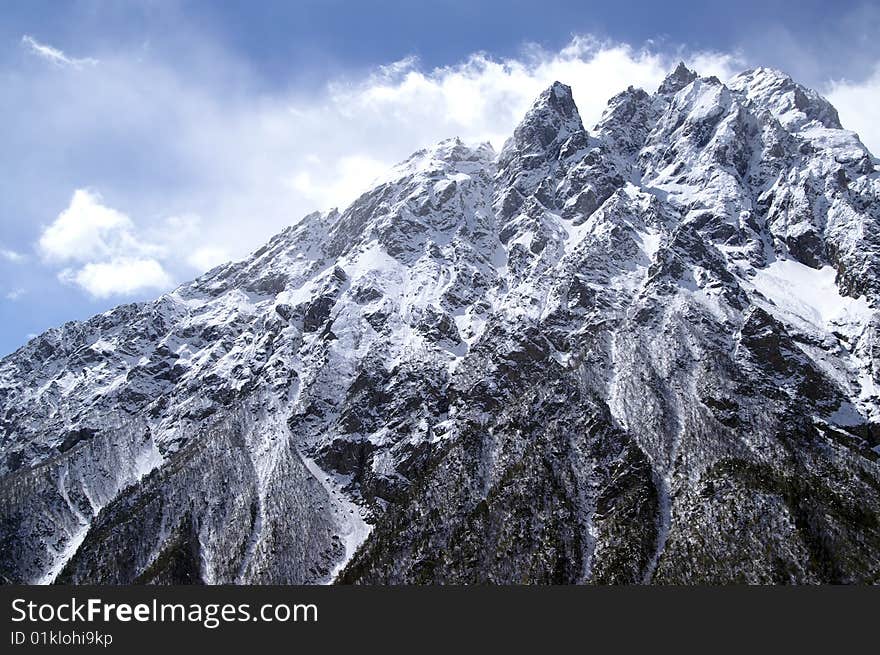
[2,0,880,355]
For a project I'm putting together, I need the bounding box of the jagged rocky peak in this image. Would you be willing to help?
[728,66,843,131]
[494,80,595,221]
[2,62,880,586]
[499,81,586,162]
[657,61,698,95]
[593,85,657,158]
[596,84,651,126]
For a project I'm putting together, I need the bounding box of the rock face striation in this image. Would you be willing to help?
[2,65,879,584]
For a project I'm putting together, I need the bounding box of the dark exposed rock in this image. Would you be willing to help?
[658,62,698,96]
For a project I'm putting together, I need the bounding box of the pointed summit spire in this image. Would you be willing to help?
[658,61,697,96]
[499,81,586,165]
[537,81,580,122]
[495,82,590,221]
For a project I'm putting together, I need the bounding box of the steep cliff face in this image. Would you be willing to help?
[2,65,879,585]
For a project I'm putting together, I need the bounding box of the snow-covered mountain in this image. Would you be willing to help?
[2,64,879,584]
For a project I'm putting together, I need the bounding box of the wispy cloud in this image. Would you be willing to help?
[21,35,98,69]
[5,288,26,301]
[58,259,171,299]
[38,189,144,264]
[323,39,741,151]
[38,189,190,298]
[1,248,25,263]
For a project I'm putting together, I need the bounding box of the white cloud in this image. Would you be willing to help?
[1,248,25,263]
[21,35,98,69]
[325,38,741,144]
[59,258,172,299]
[38,190,221,297]
[38,189,144,263]
[270,39,741,213]
[5,288,25,301]
[827,64,880,156]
